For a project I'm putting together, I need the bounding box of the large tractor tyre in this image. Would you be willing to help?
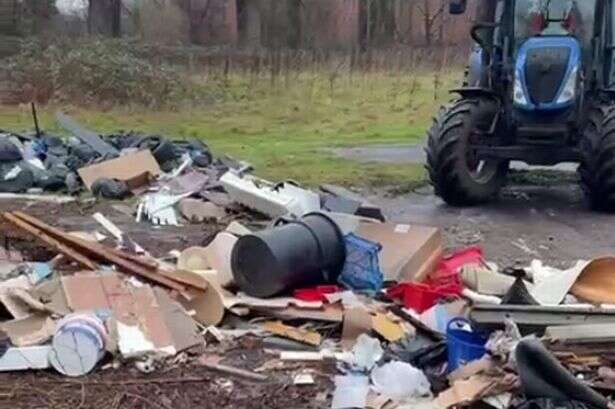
[579,105,615,211]
[426,98,508,206]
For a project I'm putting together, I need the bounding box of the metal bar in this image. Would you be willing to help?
[56,112,119,156]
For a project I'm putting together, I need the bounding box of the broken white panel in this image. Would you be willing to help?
[331,374,370,409]
[116,321,157,359]
[0,193,77,204]
[140,190,192,226]
[461,288,502,305]
[3,165,21,181]
[529,260,589,306]
[220,172,320,218]
[293,372,315,385]
[92,212,124,242]
[0,346,51,371]
[116,321,175,359]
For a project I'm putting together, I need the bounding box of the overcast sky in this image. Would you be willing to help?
[55,0,88,14]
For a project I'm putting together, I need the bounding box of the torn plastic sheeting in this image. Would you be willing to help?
[529,260,589,306]
[220,172,320,218]
[331,374,370,409]
[515,338,610,409]
[371,361,431,402]
[348,334,384,371]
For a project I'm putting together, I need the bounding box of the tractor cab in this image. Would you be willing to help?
[513,1,587,112]
[425,0,615,211]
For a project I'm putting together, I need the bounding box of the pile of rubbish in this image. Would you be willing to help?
[1,116,615,409]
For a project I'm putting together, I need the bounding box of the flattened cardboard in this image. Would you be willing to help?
[1,314,55,346]
[78,150,161,190]
[61,271,202,355]
[342,307,373,349]
[178,285,225,326]
[263,321,322,346]
[435,376,494,409]
[259,304,344,323]
[572,258,615,303]
[371,313,406,343]
[224,294,323,310]
[357,222,442,282]
[0,288,53,319]
[154,288,201,352]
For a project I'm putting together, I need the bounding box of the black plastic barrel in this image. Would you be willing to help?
[231,212,346,298]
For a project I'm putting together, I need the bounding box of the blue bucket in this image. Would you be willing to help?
[446,317,488,372]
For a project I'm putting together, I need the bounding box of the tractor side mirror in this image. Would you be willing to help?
[450,0,467,14]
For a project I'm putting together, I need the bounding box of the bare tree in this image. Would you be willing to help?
[88,0,121,37]
[416,0,446,45]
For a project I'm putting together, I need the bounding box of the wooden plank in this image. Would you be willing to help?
[3,212,99,270]
[10,212,186,292]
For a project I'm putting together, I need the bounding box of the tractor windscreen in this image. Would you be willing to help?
[514,0,596,49]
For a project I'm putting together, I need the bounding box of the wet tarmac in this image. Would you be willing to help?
[368,182,615,268]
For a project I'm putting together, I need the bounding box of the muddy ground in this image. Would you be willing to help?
[334,143,615,269]
[0,168,613,408]
[367,173,615,270]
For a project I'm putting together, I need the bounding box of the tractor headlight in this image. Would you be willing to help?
[556,66,579,104]
[513,75,529,106]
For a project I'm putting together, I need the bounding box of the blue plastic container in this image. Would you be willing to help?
[338,233,383,293]
[446,317,488,372]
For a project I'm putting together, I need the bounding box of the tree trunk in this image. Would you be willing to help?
[88,0,121,37]
[423,0,431,45]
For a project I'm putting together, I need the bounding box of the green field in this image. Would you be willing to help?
[0,69,461,188]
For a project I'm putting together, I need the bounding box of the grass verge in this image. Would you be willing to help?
[0,69,461,187]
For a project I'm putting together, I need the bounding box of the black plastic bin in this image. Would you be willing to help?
[231,212,346,298]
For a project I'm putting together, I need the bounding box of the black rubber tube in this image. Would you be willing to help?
[515,339,609,409]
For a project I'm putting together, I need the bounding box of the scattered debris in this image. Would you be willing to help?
[0,118,612,409]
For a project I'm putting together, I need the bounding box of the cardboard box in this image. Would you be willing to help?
[78,150,161,191]
[356,222,443,282]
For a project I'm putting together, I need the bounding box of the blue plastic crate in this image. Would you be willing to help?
[338,233,384,292]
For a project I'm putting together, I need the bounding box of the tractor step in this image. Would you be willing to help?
[473,145,581,166]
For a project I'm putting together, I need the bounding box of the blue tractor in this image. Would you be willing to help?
[426,0,615,210]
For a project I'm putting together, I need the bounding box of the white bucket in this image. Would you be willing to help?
[48,313,108,377]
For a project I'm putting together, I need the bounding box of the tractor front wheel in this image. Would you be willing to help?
[579,105,615,211]
[426,98,508,206]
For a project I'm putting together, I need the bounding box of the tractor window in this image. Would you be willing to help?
[514,0,597,50]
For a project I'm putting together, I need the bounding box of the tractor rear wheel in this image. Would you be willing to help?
[579,105,615,211]
[426,98,508,206]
